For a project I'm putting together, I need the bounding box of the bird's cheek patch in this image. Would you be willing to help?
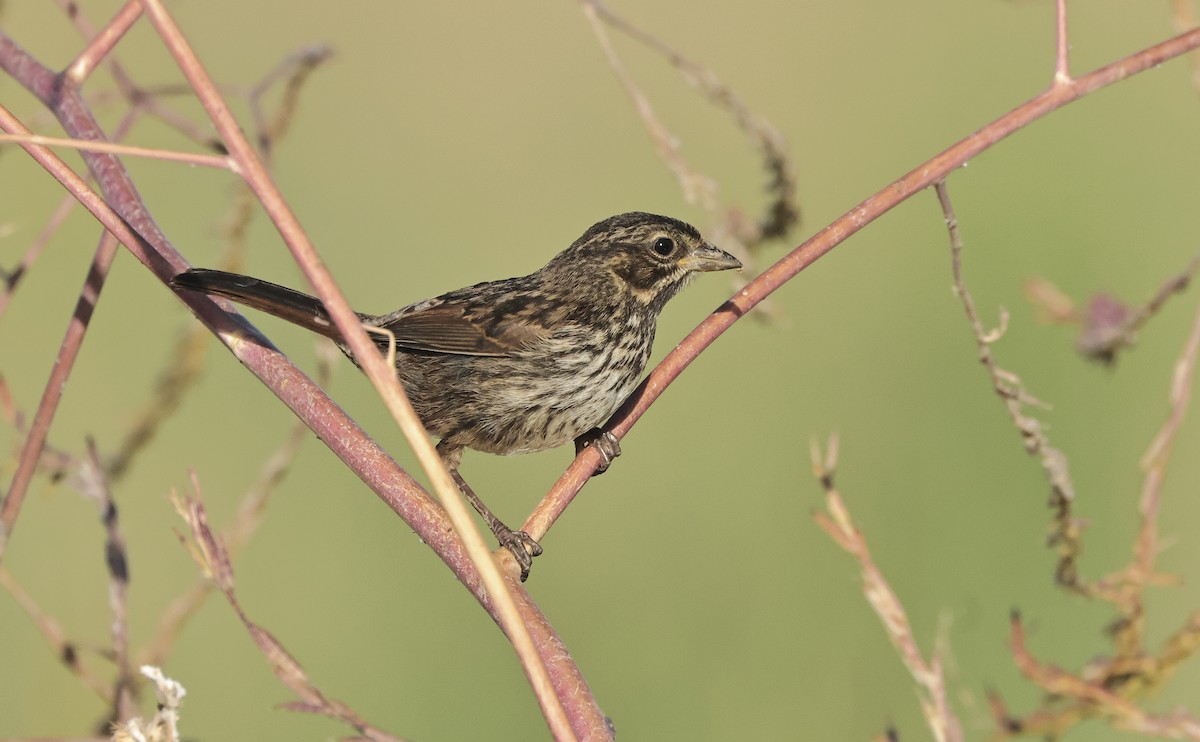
[611,258,667,293]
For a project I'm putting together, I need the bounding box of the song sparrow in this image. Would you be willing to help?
[171,212,741,579]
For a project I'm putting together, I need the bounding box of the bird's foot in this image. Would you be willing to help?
[444,457,544,581]
[575,429,622,475]
[496,527,543,582]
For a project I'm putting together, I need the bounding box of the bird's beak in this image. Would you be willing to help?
[680,242,743,273]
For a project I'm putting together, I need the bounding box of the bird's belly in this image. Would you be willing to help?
[468,343,648,456]
[401,317,654,458]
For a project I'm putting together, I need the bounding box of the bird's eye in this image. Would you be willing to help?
[652,237,675,256]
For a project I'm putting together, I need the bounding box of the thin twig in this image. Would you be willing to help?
[105,322,208,482]
[1134,295,1200,574]
[0,133,231,169]
[1054,0,1071,85]
[1000,612,1200,740]
[811,436,964,742]
[248,45,333,157]
[1126,253,1200,339]
[1067,252,1200,363]
[580,1,718,215]
[578,0,797,320]
[78,439,136,724]
[0,194,77,321]
[939,179,1089,589]
[584,0,799,243]
[172,481,407,742]
[994,299,1200,736]
[0,230,121,560]
[63,0,143,84]
[140,346,332,667]
[0,566,114,703]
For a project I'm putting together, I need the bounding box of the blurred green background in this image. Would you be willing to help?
[3,1,1200,740]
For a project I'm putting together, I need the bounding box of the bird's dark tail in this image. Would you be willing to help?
[170,268,356,341]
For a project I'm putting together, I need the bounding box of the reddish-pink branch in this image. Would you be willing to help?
[1055,0,1071,84]
[64,0,144,83]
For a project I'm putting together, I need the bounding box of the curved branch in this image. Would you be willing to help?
[525,25,1200,539]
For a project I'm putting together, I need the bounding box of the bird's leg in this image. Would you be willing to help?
[437,441,542,581]
[448,469,543,581]
[574,429,622,475]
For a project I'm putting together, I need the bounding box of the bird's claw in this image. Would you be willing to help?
[575,429,622,475]
[497,528,543,582]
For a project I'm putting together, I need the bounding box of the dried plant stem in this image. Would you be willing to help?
[173,485,408,742]
[79,439,136,724]
[140,349,331,667]
[936,181,1083,587]
[580,1,717,214]
[1134,296,1200,574]
[1000,612,1200,739]
[0,566,113,703]
[582,0,798,242]
[993,298,1200,736]
[0,194,77,321]
[811,437,964,742]
[0,133,230,169]
[1123,254,1200,343]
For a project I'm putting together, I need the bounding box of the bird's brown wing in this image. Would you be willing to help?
[383,302,550,357]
